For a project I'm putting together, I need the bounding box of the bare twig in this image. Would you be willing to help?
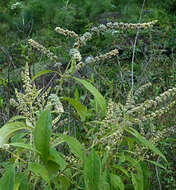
[131,0,146,94]
[155,156,162,190]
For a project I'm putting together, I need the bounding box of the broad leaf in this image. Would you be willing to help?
[62,135,84,161]
[100,174,110,190]
[63,97,88,121]
[14,173,27,190]
[58,175,70,190]
[29,162,50,186]
[0,164,15,190]
[34,109,52,162]
[110,174,124,190]
[84,149,101,190]
[45,160,60,179]
[49,148,67,170]
[74,88,80,100]
[0,122,29,148]
[17,172,28,190]
[73,77,106,118]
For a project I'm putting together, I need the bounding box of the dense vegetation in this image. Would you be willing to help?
[0,0,176,189]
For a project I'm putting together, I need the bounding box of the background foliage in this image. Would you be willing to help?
[0,0,176,189]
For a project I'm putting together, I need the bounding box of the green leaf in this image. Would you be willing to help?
[44,187,52,190]
[126,127,167,162]
[73,77,106,118]
[49,148,67,171]
[99,174,110,190]
[0,164,15,190]
[0,97,3,108]
[62,135,84,161]
[68,59,76,74]
[51,138,65,147]
[45,160,60,179]
[32,70,57,81]
[124,137,135,151]
[0,122,29,148]
[9,142,41,154]
[29,162,50,186]
[112,165,129,178]
[34,109,52,162]
[131,173,141,190]
[63,97,88,121]
[74,88,80,101]
[17,172,28,190]
[11,132,28,143]
[14,173,27,190]
[110,174,124,190]
[118,152,126,164]
[84,149,101,190]
[140,161,150,190]
[58,175,70,190]
[102,151,109,169]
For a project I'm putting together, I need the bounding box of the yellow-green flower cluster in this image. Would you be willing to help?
[73,49,119,72]
[107,20,157,30]
[11,89,32,120]
[94,49,119,62]
[45,93,64,126]
[69,48,82,62]
[70,49,119,73]
[125,89,135,110]
[90,20,157,35]
[53,20,156,73]
[150,128,167,145]
[47,94,64,113]
[55,27,93,48]
[10,63,43,124]
[131,86,176,115]
[135,124,175,160]
[140,100,176,122]
[134,82,152,101]
[28,39,58,63]
[94,99,124,151]
[10,63,65,125]
[64,154,80,165]
[77,32,92,47]
[34,87,51,115]
[99,127,124,151]
[93,83,176,151]
[21,63,33,97]
[2,144,10,150]
[52,118,68,130]
[55,26,79,39]
[106,84,176,126]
